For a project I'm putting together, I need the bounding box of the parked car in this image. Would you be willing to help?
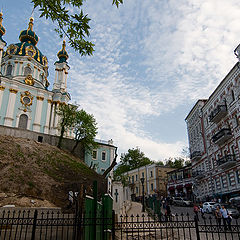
[229,197,240,210]
[172,197,193,206]
[212,203,240,219]
[202,202,216,213]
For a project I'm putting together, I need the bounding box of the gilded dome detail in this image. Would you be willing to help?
[6,44,18,55]
[4,18,48,67]
[57,40,69,63]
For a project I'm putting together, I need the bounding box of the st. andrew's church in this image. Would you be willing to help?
[0,13,73,137]
[0,13,117,183]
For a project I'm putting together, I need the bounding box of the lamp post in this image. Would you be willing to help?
[140,177,145,212]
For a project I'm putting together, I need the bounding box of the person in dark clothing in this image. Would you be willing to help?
[165,204,171,221]
[193,204,199,221]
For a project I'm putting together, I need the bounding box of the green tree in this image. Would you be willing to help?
[114,147,152,179]
[56,103,78,148]
[165,157,184,169]
[32,0,123,55]
[71,109,98,154]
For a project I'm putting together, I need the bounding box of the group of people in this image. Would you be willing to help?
[194,204,232,230]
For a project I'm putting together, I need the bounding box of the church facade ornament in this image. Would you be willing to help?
[24,74,34,86]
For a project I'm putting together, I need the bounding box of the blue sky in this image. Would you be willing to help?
[2,0,240,161]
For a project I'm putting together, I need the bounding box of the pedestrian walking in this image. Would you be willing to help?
[215,206,222,226]
[165,204,171,221]
[199,203,205,219]
[227,213,232,230]
[220,205,229,230]
[193,204,199,221]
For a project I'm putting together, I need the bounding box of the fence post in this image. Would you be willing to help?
[194,216,201,240]
[112,210,115,240]
[31,210,38,240]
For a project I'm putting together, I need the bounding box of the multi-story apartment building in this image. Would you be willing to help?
[124,164,174,200]
[167,166,193,200]
[185,44,240,202]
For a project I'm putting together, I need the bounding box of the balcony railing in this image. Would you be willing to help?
[209,104,227,123]
[190,151,202,161]
[212,128,232,145]
[217,154,237,169]
[192,170,205,180]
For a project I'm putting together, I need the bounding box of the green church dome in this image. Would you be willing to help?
[19,17,38,46]
[4,18,48,67]
[57,40,68,63]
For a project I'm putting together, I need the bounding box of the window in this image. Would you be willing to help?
[24,66,32,76]
[18,114,28,129]
[136,175,138,181]
[231,90,235,102]
[228,173,232,186]
[150,171,153,178]
[236,171,240,184]
[92,150,97,160]
[151,183,153,191]
[234,115,239,128]
[142,172,144,178]
[136,187,138,194]
[132,176,134,184]
[6,64,12,76]
[102,151,106,161]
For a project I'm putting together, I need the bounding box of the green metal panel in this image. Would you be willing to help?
[84,196,94,240]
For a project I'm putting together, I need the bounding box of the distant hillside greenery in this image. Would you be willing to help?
[0,135,105,208]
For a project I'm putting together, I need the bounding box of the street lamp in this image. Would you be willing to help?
[140,177,145,212]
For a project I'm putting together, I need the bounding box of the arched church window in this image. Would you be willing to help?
[6,65,12,76]
[24,66,32,76]
[18,114,28,130]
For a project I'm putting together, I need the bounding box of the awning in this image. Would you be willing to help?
[176,185,183,189]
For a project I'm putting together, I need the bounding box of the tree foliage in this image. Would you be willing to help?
[56,104,98,153]
[56,103,78,148]
[114,147,152,179]
[164,157,191,168]
[71,109,98,154]
[32,0,124,55]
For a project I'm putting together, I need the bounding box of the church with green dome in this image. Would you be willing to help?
[0,14,73,137]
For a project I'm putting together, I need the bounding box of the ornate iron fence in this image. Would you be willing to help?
[1,209,240,239]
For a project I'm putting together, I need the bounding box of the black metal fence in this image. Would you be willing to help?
[116,213,240,240]
[1,209,240,240]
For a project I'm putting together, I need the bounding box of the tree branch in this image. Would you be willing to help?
[102,147,118,178]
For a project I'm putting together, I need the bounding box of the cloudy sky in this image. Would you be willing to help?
[2,0,240,161]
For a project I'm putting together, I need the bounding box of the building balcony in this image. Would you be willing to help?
[212,128,232,145]
[192,170,205,180]
[217,154,237,169]
[190,151,202,161]
[209,105,227,123]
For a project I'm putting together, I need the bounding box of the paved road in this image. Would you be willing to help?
[166,205,214,223]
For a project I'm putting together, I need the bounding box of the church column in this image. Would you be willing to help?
[44,99,52,134]
[50,101,57,134]
[0,86,5,115]
[4,87,18,126]
[53,101,60,135]
[13,61,18,76]
[19,61,23,75]
[33,95,44,132]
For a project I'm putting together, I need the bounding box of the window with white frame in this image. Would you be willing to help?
[92,150,97,160]
[236,170,240,184]
[102,151,106,161]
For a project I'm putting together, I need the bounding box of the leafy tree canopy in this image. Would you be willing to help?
[32,0,123,55]
[114,147,152,179]
[164,157,191,169]
[71,109,98,153]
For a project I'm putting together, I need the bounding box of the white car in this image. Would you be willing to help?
[202,202,216,213]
